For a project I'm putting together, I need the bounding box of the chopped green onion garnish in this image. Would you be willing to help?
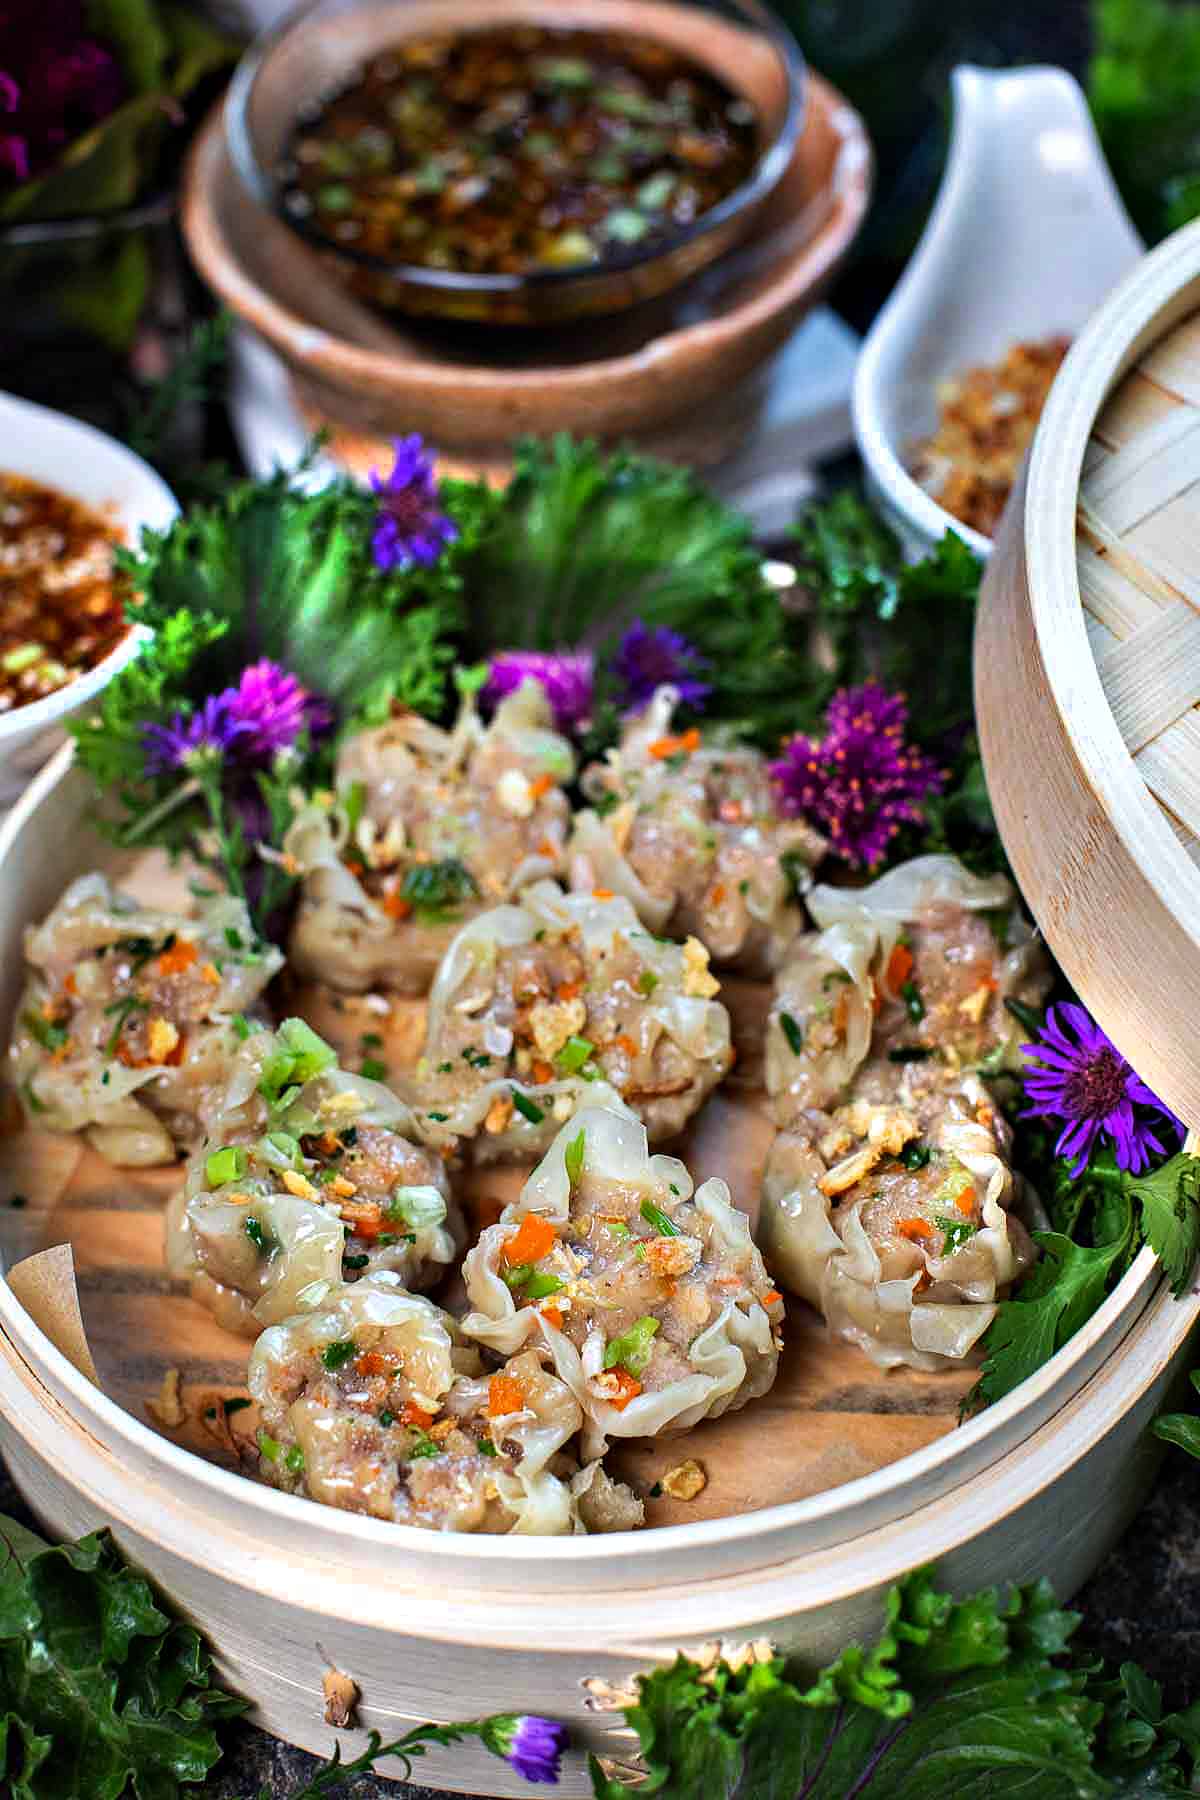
[244,1215,273,1254]
[223,1396,251,1416]
[556,1035,595,1074]
[387,1185,447,1229]
[321,1338,357,1371]
[603,1315,660,1376]
[408,1432,441,1459]
[378,1409,395,1427]
[343,1253,370,1270]
[523,1271,564,1299]
[259,1018,337,1106]
[640,1197,680,1237]
[257,1430,281,1462]
[224,927,244,951]
[779,1012,804,1056]
[427,1111,449,1122]
[889,1046,931,1063]
[23,1010,69,1053]
[900,980,925,1024]
[636,969,658,996]
[511,1089,545,1124]
[935,1214,978,1255]
[360,1058,387,1082]
[284,1444,305,1474]
[231,1013,252,1040]
[606,1219,631,1240]
[503,1262,535,1290]
[900,1143,932,1170]
[206,1144,249,1188]
[564,1128,586,1187]
[478,1438,498,1457]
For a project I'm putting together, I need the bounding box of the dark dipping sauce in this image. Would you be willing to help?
[0,474,125,716]
[279,25,760,278]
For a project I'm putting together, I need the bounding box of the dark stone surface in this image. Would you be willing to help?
[4,1439,1200,1796]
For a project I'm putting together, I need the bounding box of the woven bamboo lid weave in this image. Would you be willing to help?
[977,218,1200,1127]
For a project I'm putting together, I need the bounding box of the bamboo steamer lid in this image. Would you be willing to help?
[977,217,1200,1127]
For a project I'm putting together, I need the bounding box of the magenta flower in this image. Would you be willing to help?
[142,695,242,774]
[224,659,331,761]
[368,434,458,572]
[483,650,594,733]
[1022,1002,1183,1177]
[770,682,945,869]
[612,619,710,712]
[481,1713,567,1785]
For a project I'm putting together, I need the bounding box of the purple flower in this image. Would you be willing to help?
[368,434,458,572]
[483,650,594,733]
[480,1713,567,1785]
[224,659,331,761]
[770,682,945,869]
[1022,1002,1183,1178]
[0,2,128,188]
[611,619,711,713]
[142,694,242,775]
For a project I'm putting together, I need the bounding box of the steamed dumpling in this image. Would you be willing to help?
[569,685,823,975]
[760,1066,1033,1371]
[408,879,732,1163]
[166,1018,461,1336]
[766,853,1052,1126]
[9,874,282,1165]
[284,682,575,995]
[461,1104,784,1457]
[249,1275,583,1534]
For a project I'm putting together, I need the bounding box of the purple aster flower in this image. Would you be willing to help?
[142,694,242,775]
[0,2,128,187]
[611,619,711,712]
[483,649,594,733]
[368,434,458,572]
[770,682,945,869]
[1022,1002,1184,1178]
[223,659,332,761]
[480,1713,567,1785]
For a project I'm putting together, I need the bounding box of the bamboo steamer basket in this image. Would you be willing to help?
[978,215,1200,1128]
[4,321,1200,1796]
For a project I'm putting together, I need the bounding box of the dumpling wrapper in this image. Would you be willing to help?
[461,1103,782,1458]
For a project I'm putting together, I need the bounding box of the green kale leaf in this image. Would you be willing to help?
[0,1516,244,1799]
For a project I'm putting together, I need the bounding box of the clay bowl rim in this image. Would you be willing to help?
[181,68,871,402]
[225,0,807,309]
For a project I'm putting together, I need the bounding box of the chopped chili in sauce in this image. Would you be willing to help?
[279,25,759,278]
[0,474,125,714]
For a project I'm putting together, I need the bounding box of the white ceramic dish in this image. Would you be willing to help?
[0,748,1196,1795]
[0,392,178,807]
[852,65,1143,561]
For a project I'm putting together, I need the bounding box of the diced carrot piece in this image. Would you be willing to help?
[539,1303,564,1330]
[355,1350,396,1377]
[709,883,727,906]
[383,892,412,920]
[556,980,582,1002]
[344,858,365,877]
[502,1213,557,1268]
[537,838,559,859]
[763,1289,782,1305]
[531,1059,554,1085]
[340,1199,384,1239]
[530,773,555,800]
[614,1034,638,1057]
[399,1401,436,1427]
[885,944,914,994]
[954,1184,976,1216]
[156,938,198,977]
[63,971,77,997]
[832,990,850,1034]
[897,1217,934,1242]
[488,1373,526,1417]
[607,1369,642,1411]
[592,886,614,900]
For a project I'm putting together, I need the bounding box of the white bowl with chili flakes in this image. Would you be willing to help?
[0,392,178,806]
[852,64,1142,560]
